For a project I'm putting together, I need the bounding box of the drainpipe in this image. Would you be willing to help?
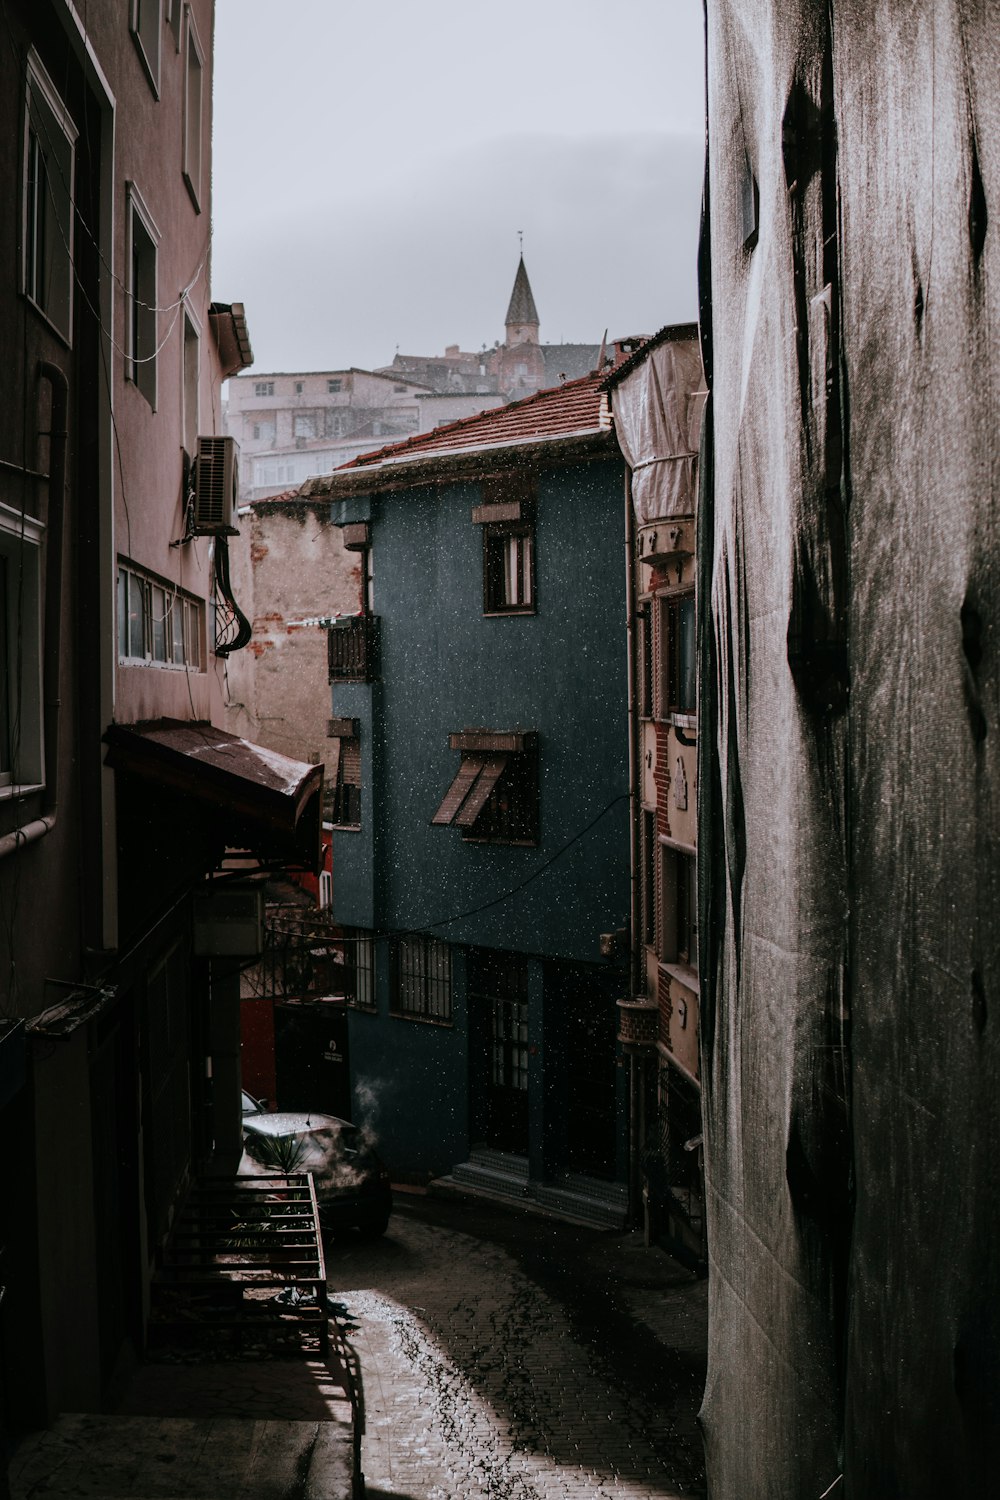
[0,363,67,861]
[623,465,643,1226]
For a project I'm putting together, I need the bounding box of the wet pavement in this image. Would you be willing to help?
[327,1190,707,1500]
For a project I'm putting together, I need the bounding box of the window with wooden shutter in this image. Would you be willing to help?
[327,734,361,827]
[475,473,537,615]
[431,732,538,846]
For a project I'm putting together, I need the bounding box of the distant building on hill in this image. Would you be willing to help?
[226,256,612,501]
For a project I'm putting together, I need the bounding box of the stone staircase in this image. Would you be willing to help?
[443,1150,628,1230]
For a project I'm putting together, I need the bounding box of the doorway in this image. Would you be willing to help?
[469,949,529,1156]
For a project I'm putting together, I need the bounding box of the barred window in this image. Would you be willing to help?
[341,928,375,1011]
[391,934,452,1023]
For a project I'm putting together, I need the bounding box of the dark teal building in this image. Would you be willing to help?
[301,372,632,1223]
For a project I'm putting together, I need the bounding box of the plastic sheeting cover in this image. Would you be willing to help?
[611,337,706,524]
[700,2,999,1497]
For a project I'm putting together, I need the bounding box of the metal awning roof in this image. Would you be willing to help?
[104,718,323,871]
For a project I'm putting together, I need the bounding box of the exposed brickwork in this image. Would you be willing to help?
[653,720,673,840]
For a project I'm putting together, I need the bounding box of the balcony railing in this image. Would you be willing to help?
[327,614,379,683]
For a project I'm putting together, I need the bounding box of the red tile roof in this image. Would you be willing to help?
[336,370,611,471]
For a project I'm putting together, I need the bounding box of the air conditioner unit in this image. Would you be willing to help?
[192,434,239,535]
[193,883,263,957]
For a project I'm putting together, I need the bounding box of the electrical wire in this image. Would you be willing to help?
[0,0,208,327]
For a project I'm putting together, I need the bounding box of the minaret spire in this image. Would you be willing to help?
[504,253,540,345]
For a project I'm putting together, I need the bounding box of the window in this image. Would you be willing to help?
[254,380,274,397]
[340,928,375,1011]
[660,592,696,717]
[130,0,161,95]
[432,731,538,845]
[23,53,77,343]
[484,526,534,613]
[117,561,204,669]
[127,187,159,407]
[327,379,342,394]
[182,6,205,210]
[294,381,304,394]
[166,0,182,49]
[471,950,529,1092]
[327,732,361,828]
[641,809,657,948]
[659,843,698,969]
[293,413,316,439]
[0,511,44,791]
[391,934,451,1023]
[637,600,653,718]
[182,312,199,460]
[475,473,536,615]
[251,419,275,443]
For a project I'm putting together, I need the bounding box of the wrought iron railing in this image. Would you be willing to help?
[327,615,379,683]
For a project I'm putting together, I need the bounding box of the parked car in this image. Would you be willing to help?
[241,1089,267,1115]
[240,1109,392,1238]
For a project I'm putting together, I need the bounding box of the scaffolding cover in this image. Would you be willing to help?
[700,2,1000,1496]
[610,335,705,524]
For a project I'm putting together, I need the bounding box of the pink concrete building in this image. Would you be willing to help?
[0,0,322,1448]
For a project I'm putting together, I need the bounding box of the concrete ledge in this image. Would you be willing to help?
[9,1412,354,1499]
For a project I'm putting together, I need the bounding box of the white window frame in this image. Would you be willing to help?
[126,184,160,409]
[130,0,162,97]
[23,51,77,346]
[117,560,204,672]
[166,0,183,50]
[182,5,205,211]
[0,505,45,794]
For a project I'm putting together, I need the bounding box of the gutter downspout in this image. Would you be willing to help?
[623,464,643,1227]
[0,362,68,860]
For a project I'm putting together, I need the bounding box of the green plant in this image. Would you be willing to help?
[245,1129,308,1177]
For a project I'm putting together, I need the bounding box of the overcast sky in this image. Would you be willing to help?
[211,1,705,374]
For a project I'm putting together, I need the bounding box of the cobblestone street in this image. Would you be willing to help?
[326,1193,707,1500]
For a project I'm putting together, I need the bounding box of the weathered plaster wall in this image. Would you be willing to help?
[224,500,362,792]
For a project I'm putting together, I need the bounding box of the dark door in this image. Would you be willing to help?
[469,950,529,1155]
[274,1000,351,1118]
[565,981,616,1179]
[92,1007,142,1382]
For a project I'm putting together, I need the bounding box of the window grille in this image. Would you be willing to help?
[327,616,379,683]
[391,934,452,1023]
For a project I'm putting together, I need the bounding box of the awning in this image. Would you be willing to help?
[104,719,323,871]
[432,753,507,827]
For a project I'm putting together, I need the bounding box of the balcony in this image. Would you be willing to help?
[327,614,379,683]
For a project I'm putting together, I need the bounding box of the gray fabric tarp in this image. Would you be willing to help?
[700,2,999,1496]
[612,337,706,523]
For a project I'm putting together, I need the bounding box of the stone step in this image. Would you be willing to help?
[531,1182,628,1230]
[450,1159,529,1197]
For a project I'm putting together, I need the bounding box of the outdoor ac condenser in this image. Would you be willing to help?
[192,434,239,534]
[192,883,263,957]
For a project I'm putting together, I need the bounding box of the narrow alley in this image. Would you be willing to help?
[328,1194,707,1500]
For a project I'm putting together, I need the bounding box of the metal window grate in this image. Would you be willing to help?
[392,934,452,1022]
[327,616,379,683]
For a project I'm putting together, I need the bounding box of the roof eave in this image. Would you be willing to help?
[209,302,254,377]
[298,427,618,501]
